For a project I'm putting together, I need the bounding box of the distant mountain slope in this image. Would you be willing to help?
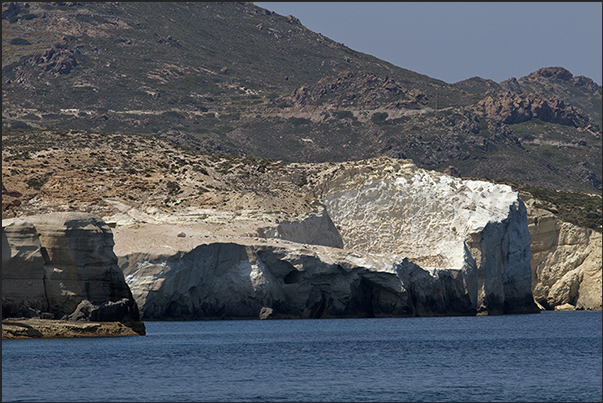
[2,2,602,194]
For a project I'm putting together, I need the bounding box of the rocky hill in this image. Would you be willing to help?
[2,2,602,195]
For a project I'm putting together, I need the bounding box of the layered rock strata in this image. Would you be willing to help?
[527,203,602,310]
[115,157,539,319]
[2,212,145,335]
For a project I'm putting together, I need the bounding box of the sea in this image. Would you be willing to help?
[2,310,601,402]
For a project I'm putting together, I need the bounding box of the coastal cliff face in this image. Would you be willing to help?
[316,158,536,315]
[115,158,539,319]
[7,156,596,323]
[121,242,412,320]
[118,238,480,320]
[527,203,602,310]
[2,212,144,334]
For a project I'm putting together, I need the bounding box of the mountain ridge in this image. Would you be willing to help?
[2,1,602,196]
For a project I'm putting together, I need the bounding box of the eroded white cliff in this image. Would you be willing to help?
[316,157,536,314]
[2,212,143,326]
[527,203,602,310]
[113,157,538,319]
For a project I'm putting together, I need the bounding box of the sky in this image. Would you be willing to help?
[254,2,602,85]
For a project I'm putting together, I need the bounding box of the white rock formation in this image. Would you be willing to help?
[257,208,343,248]
[2,212,142,325]
[119,240,409,319]
[527,203,602,310]
[2,220,48,316]
[114,157,538,319]
[116,232,477,320]
[315,157,537,314]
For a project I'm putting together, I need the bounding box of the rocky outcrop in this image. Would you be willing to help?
[527,203,602,310]
[118,238,475,320]
[2,219,47,316]
[474,91,591,127]
[2,318,143,339]
[526,67,575,82]
[2,212,144,335]
[116,157,539,319]
[315,157,538,315]
[257,208,343,248]
[286,71,429,110]
[27,44,80,76]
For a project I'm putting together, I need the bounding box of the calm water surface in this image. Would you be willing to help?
[2,311,602,402]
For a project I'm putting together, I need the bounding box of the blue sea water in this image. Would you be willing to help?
[2,310,602,402]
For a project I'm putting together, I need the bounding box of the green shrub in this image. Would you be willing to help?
[166,181,180,195]
[10,38,31,46]
[332,110,354,119]
[288,117,310,126]
[370,112,388,124]
[25,177,47,190]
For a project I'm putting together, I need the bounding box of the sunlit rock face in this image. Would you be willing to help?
[2,220,47,317]
[119,239,480,321]
[257,208,343,248]
[316,157,538,314]
[2,212,141,324]
[116,157,538,319]
[528,205,602,311]
[120,242,417,320]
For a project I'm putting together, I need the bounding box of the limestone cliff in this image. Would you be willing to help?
[114,157,539,319]
[118,237,478,320]
[314,157,537,315]
[527,202,602,310]
[2,212,145,334]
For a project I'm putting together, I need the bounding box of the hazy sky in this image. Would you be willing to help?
[254,2,602,85]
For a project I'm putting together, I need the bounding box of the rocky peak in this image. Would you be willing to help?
[527,67,574,81]
[499,77,523,94]
[452,76,502,95]
[521,67,602,95]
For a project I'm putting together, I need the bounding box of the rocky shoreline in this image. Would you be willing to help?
[2,318,146,339]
